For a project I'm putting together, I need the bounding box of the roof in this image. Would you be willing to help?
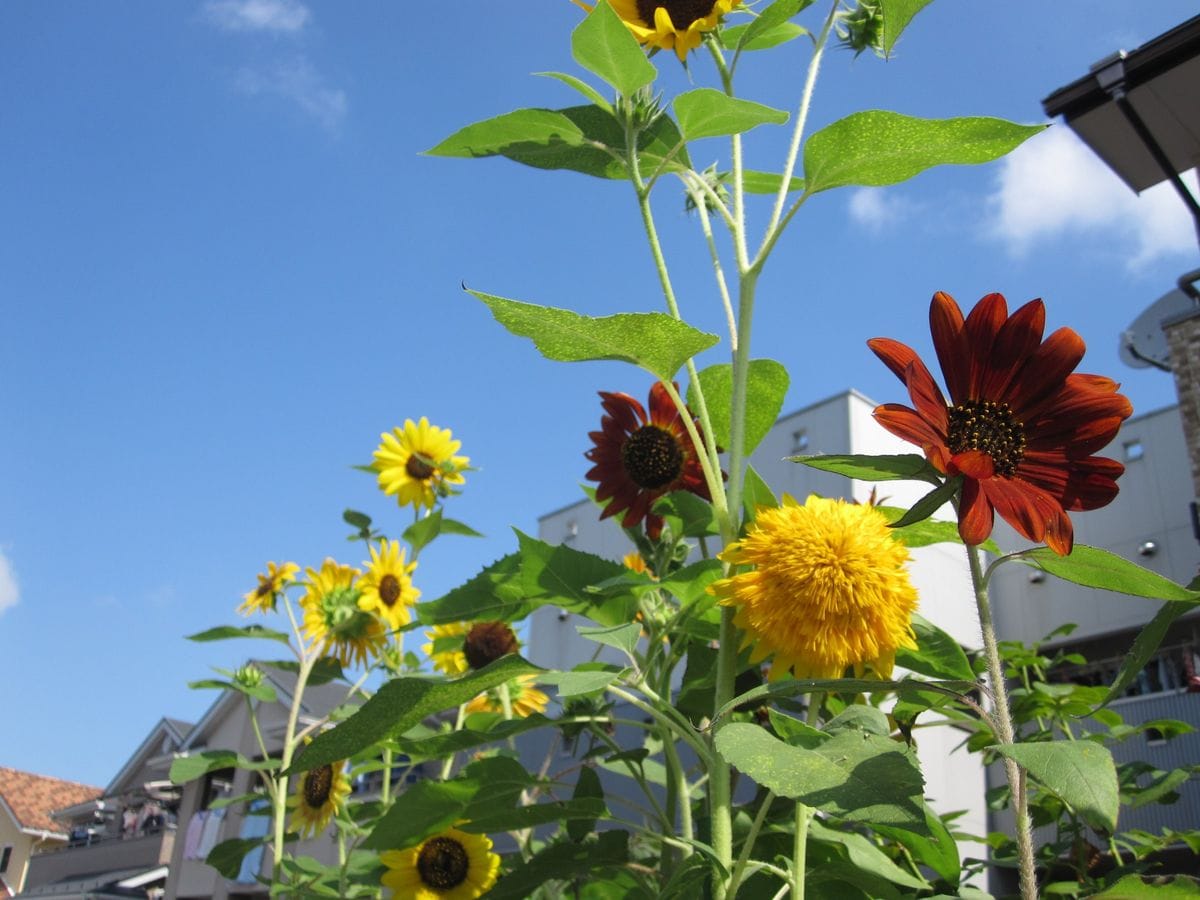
[0,768,102,835]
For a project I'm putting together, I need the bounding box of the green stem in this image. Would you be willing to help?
[439,704,467,780]
[271,649,317,882]
[792,803,810,900]
[610,684,713,765]
[726,789,775,897]
[662,733,694,857]
[967,544,1037,900]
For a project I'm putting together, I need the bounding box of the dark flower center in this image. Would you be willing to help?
[303,765,333,808]
[621,425,684,490]
[635,0,717,29]
[463,621,520,670]
[255,579,273,598]
[406,454,435,480]
[378,574,402,608]
[417,836,470,889]
[946,400,1026,477]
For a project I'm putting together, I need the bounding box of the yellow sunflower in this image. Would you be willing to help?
[381,827,500,900]
[238,561,299,616]
[710,494,919,680]
[422,622,470,676]
[300,559,387,668]
[359,539,420,632]
[607,0,740,61]
[287,761,351,839]
[372,418,469,511]
[465,676,550,718]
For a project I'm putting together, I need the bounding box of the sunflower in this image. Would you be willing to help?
[585,382,712,540]
[380,827,501,900]
[359,540,420,632]
[868,292,1132,555]
[606,0,741,61]
[710,494,918,680]
[372,418,469,511]
[287,760,351,839]
[300,559,387,667]
[238,561,299,616]
[422,622,470,676]
[462,621,520,671]
[465,676,550,718]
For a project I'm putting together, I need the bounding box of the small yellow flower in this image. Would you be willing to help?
[287,761,351,839]
[422,622,470,676]
[710,494,918,680]
[465,676,549,718]
[238,561,299,616]
[372,418,469,511]
[300,559,387,668]
[606,0,741,62]
[380,827,501,900]
[359,540,420,632]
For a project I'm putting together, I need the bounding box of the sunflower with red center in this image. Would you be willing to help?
[585,381,712,540]
[868,291,1132,555]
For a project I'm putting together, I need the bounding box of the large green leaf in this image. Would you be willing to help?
[393,713,555,761]
[719,19,805,51]
[426,108,587,160]
[516,530,637,626]
[1101,599,1195,707]
[877,0,934,56]
[873,805,962,887]
[715,722,926,828]
[717,677,975,722]
[206,837,266,880]
[1020,546,1200,604]
[809,819,928,890]
[876,505,1001,554]
[741,464,777,521]
[1094,875,1200,898]
[469,289,717,381]
[688,359,789,456]
[536,71,613,112]
[995,741,1119,833]
[652,491,719,538]
[734,0,815,53]
[488,831,630,900]
[804,112,1044,194]
[572,0,656,97]
[577,622,642,656]
[791,452,939,482]
[674,89,788,141]
[185,624,291,646]
[568,766,606,842]
[895,614,974,681]
[416,553,530,624]
[290,655,543,772]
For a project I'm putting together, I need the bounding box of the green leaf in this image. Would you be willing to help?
[487,831,630,900]
[688,359,789,456]
[185,624,292,646]
[393,713,554,761]
[342,508,372,530]
[1101,601,1194,707]
[719,20,806,51]
[888,476,961,528]
[1124,767,1190,810]
[739,170,805,194]
[1097,876,1200,897]
[568,766,606,842]
[265,656,344,686]
[995,741,1119,833]
[873,805,962,887]
[577,622,642,656]
[877,0,934,56]
[652,491,718,537]
[463,796,609,833]
[364,777,485,851]
[427,107,586,158]
[416,553,531,624]
[536,71,613,112]
[715,722,926,829]
[674,88,788,140]
[1019,546,1200,604]
[572,0,656,98]
[188,678,277,703]
[469,289,718,382]
[540,668,623,697]
[791,452,938,482]
[741,464,777,521]
[717,676,975,723]
[654,558,723,607]
[804,112,1045,194]
[291,655,543,773]
[734,0,815,53]
[809,819,929,890]
[876,506,1001,554]
[170,750,277,785]
[206,837,265,880]
[895,614,975,681]
[516,531,637,626]
[402,509,483,556]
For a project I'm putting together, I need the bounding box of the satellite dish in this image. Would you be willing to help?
[1119,287,1196,371]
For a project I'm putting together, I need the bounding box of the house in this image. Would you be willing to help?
[0,767,101,897]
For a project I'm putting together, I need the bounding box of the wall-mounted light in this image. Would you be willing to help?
[1028,570,1046,584]
[1138,539,1160,557]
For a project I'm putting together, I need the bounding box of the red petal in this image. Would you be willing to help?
[1009,327,1086,417]
[957,478,995,545]
[868,337,922,384]
[649,381,682,428]
[873,404,946,449]
[949,450,995,480]
[981,479,1050,545]
[929,292,969,404]
[904,359,949,433]
[963,293,1008,398]
[981,298,1045,402]
[600,391,645,432]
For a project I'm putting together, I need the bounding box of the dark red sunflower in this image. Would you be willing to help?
[585,381,712,540]
[868,291,1132,556]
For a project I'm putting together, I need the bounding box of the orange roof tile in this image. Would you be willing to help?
[0,767,102,835]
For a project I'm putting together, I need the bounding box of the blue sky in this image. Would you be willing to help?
[2,1,1197,788]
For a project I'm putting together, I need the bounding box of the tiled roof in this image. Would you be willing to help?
[0,767,102,835]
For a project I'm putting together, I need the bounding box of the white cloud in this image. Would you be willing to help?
[984,126,1196,270]
[847,187,908,233]
[235,59,347,132]
[203,0,310,33]
[0,551,19,616]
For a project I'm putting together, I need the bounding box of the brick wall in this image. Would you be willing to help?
[1163,306,1200,499]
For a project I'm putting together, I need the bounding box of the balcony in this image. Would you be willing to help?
[23,826,175,892]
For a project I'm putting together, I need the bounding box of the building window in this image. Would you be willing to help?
[200,767,236,810]
[564,520,579,543]
[1145,727,1166,746]
[791,429,809,453]
[1123,439,1144,461]
[1,845,11,873]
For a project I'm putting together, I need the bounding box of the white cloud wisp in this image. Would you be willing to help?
[204,0,310,33]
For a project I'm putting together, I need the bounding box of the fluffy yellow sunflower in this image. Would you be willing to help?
[422,622,470,676]
[710,494,919,680]
[300,558,387,668]
[287,761,351,839]
[238,560,299,616]
[359,539,420,632]
[607,0,740,61]
[372,418,469,511]
[465,676,550,718]
[381,827,501,900]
